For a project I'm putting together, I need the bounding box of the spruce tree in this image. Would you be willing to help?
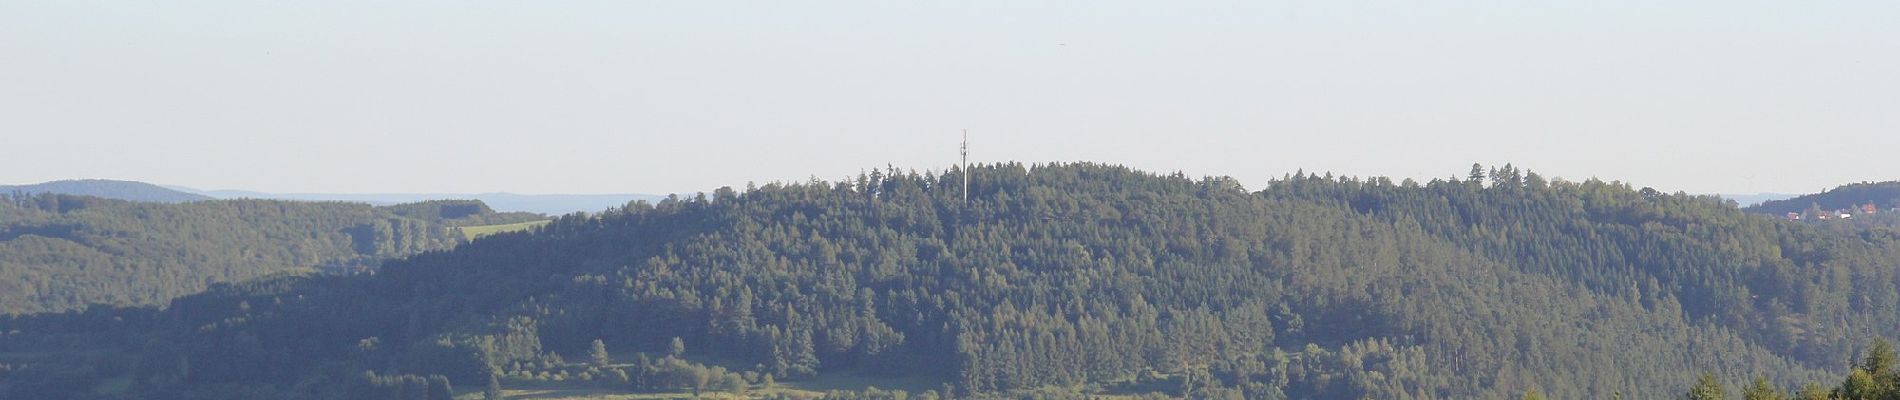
[591,339,611,367]
[1685,372,1725,400]
[1741,377,1782,400]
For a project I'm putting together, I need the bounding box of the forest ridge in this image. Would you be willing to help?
[0,196,543,314]
[3,163,1900,399]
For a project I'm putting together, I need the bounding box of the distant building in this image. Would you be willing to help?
[1787,212,1802,220]
[1864,203,1879,215]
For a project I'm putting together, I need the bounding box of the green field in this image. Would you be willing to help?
[458,220,552,240]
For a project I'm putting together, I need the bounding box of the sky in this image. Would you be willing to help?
[2,1,1897,195]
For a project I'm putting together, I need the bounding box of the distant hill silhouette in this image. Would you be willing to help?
[1718,192,1797,207]
[15,163,1900,399]
[0,194,535,314]
[0,179,213,203]
[173,188,665,215]
[1747,181,1900,214]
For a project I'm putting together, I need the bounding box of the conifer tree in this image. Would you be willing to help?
[591,339,611,367]
[1685,372,1726,400]
[1741,377,1782,400]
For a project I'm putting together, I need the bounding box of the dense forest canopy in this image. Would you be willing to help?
[1695,338,1900,400]
[3,163,1899,400]
[0,195,539,315]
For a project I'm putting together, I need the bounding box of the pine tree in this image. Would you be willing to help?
[1841,369,1882,400]
[1685,372,1725,400]
[1741,376,1782,400]
[591,339,611,367]
[1865,338,1896,377]
[1792,383,1829,400]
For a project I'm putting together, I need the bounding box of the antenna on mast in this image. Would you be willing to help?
[960,130,970,202]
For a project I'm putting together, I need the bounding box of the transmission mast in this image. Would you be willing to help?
[961,130,970,202]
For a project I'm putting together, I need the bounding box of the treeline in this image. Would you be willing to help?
[0,194,533,314]
[4,163,1900,399]
[380,199,544,227]
[1677,339,1900,400]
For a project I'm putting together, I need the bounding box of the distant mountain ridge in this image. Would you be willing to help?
[171,187,666,215]
[0,179,212,203]
[1747,181,1900,214]
[1718,192,1798,207]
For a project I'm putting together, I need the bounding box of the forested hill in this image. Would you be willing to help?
[1750,181,1900,215]
[0,180,213,203]
[0,195,536,315]
[5,163,1900,399]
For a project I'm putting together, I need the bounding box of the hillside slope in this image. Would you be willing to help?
[4,164,1898,399]
[183,189,666,215]
[1,180,213,203]
[0,195,530,314]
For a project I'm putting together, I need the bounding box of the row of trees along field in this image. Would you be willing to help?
[0,195,540,314]
[5,163,1900,399]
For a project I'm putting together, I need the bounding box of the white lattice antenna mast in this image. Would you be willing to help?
[961,129,970,202]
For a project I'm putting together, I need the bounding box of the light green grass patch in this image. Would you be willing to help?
[779,370,943,394]
[459,220,552,240]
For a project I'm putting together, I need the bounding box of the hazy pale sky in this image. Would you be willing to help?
[3,1,1896,195]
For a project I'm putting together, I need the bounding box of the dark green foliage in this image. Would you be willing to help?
[626,355,745,393]
[590,339,610,367]
[1864,339,1896,379]
[1794,383,1829,400]
[352,371,450,400]
[1686,372,1727,400]
[1835,339,1900,400]
[10,163,1900,399]
[1707,339,1900,400]
[0,195,531,314]
[381,200,543,226]
[1742,376,1784,400]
